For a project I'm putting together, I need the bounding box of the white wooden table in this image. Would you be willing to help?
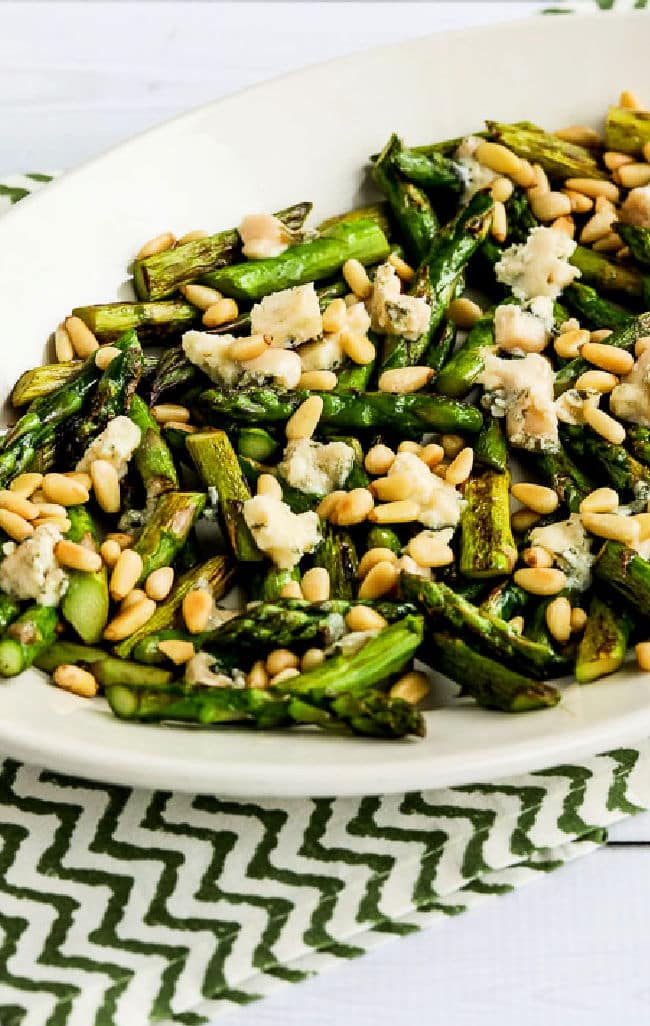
[2,3,648,1023]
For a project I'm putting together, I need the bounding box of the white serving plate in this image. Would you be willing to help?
[1,10,650,797]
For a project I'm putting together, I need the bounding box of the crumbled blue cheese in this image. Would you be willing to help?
[530,514,594,592]
[367,263,430,341]
[494,298,554,354]
[454,135,498,202]
[184,652,241,688]
[238,213,290,260]
[495,226,580,301]
[387,452,465,529]
[478,352,559,451]
[299,301,370,372]
[620,185,650,230]
[182,330,301,388]
[0,522,68,606]
[250,283,322,347]
[278,438,355,495]
[243,493,320,569]
[76,415,141,479]
[610,349,650,427]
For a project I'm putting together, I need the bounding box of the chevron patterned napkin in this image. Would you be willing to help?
[2,123,650,1024]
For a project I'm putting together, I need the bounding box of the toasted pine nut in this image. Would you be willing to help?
[53,664,98,698]
[580,210,616,245]
[165,421,197,433]
[95,346,121,370]
[64,316,99,358]
[301,648,325,672]
[419,443,445,468]
[299,370,337,391]
[152,404,191,424]
[531,164,550,193]
[575,369,618,392]
[617,246,632,261]
[546,596,572,644]
[90,460,121,514]
[580,487,619,514]
[554,125,602,148]
[316,491,345,520]
[635,512,650,540]
[378,366,433,394]
[247,659,269,688]
[9,473,43,499]
[109,549,143,601]
[340,330,375,365]
[511,482,558,515]
[357,547,398,578]
[590,329,613,344]
[617,162,650,189]
[593,232,624,254]
[301,567,330,603]
[54,540,102,573]
[636,642,650,671]
[0,509,33,542]
[513,567,567,596]
[447,297,483,329]
[158,640,196,665]
[554,328,590,359]
[54,325,74,362]
[441,434,464,459]
[491,200,507,242]
[388,252,415,282]
[358,560,399,600]
[177,229,209,245]
[398,440,423,455]
[636,335,650,357]
[372,473,417,502]
[266,648,300,677]
[345,606,388,632]
[230,334,269,362]
[620,89,644,110]
[511,508,542,533]
[202,298,239,328]
[322,297,347,334]
[136,232,175,260]
[104,597,156,641]
[406,530,454,568]
[474,140,522,178]
[280,580,303,599]
[490,177,514,203]
[528,189,572,221]
[257,474,282,500]
[181,589,213,634]
[100,539,122,567]
[522,546,554,569]
[581,511,640,546]
[604,151,635,172]
[364,444,395,475]
[445,447,473,486]
[180,283,223,310]
[106,532,133,549]
[145,566,174,602]
[389,670,430,705]
[335,488,374,526]
[42,473,89,506]
[286,395,323,440]
[510,159,535,189]
[0,492,38,520]
[342,258,372,299]
[551,215,575,239]
[368,500,419,524]
[569,607,588,634]
[563,190,594,214]
[122,590,151,610]
[269,667,301,687]
[564,178,619,203]
[582,401,626,445]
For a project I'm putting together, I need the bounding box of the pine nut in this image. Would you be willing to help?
[564,178,619,203]
[444,447,473,486]
[322,298,347,334]
[569,607,588,634]
[342,258,372,300]
[511,483,558,515]
[0,492,38,520]
[522,546,554,569]
[581,511,640,546]
[165,421,196,433]
[280,580,303,599]
[299,370,337,391]
[580,487,619,514]
[230,334,269,362]
[389,670,430,705]
[643,141,650,164]
[563,190,594,214]
[474,141,522,178]
[616,162,650,189]
[54,325,74,362]
[301,648,325,672]
[419,443,445,468]
[441,434,464,459]
[580,210,616,245]
[66,470,92,488]
[593,232,624,254]
[582,402,626,445]
[0,509,33,542]
[590,329,613,344]
[604,151,634,172]
[94,346,121,370]
[546,596,572,644]
[528,189,571,222]
[345,606,388,632]
[388,252,416,282]
[551,216,575,239]
[64,316,99,358]
[90,460,121,514]
[136,232,175,260]
[531,164,550,193]
[378,366,433,394]
[33,515,71,533]
[340,330,375,365]
[636,336,650,357]
[104,597,156,641]
[122,590,151,611]
[257,474,283,500]
[368,500,419,524]
[510,159,536,189]
[301,566,330,602]
[636,642,650,671]
[491,200,507,242]
[182,589,214,633]
[364,444,395,475]
[145,566,174,602]
[202,298,239,328]
[106,532,133,549]
[371,473,417,502]
[398,440,423,455]
[247,659,270,688]
[54,540,102,573]
[100,539,122,567]
[554,328,589,359]
[635,512,650,540]
[406,530,454,567]
[53,664,98,698]
[109,550,143,602]
[490,177,514,203]
[42,473,89,506]
[620,89,644,110]
[10,473,43,499]
[152,404,191,424]
[358,560,398,599]
[286,395,323,440]
[316,490,345,520]
[554,125,602,148]
[357,547,398,578]
[511,509,542,533]
[447,297,483,329]
[513,567,567,596]
[266,648,300,676]
[158,640,196,665]
[335,488,374,526]
[180,283,223,310]
[177,229,209,244]
[269,667,301,687]
[508,616,524,635]
[575,369,618,392]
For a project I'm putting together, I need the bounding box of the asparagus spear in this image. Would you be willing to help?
[528,447,593,513]
[72,301,198,342]
[34,641,107,672]
[311,523,359,600]
[434,309,495,398]
[238,455,319,514]
[11,362,82,407]
[429,630,560,712]
[480,580,528,621]
[459,469,517,578]
[209,278,350,339]
[60,505,109,644]
[334,353,376,394]
[626,425,650,468]
[561,424,650,501]
[148,346,200,406]
[128,394,179,500]
[236,427,280,463]
[317,202,393,239]
[133,491,206,581]
[474,415,508,473]
[615,222,650,268]
[0,595,21,633]
[391,147,464,192]
[0,605,59,677]
[562,282,632,331]
[424,318,457,375]
[186,429,262,562]
[486,120,606,180]
[604,105,650,154]
[569,245,648,304]
[554,312,650,394]
[593,540,650,616]
[575,594,633,684]
[249,566,301,602]
[134,201,312,300]
[91,657,173,689]
[365,526,403,555]
[198,385,482,434]
[371,135,438,263]
[130,629,211,665]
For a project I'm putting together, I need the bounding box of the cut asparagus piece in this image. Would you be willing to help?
[569,245,648,304]
[486,120,606,180]
[459,469,517,578]
[72,301,198,342]
[391,147,464,192]
[434,309,495,398]
[365,526,403,555]
[0,605,58,677]
[236,427,279,463]
[133,491,206,581]
[528,447,593,513]
[371,134,438,263]
[474,415,508,474]
[311,524,359,601]
[627,425,650,468]
[61,505,109,644]
[0,595,21,633]
[130,629,210,666]
[593,540,650,617]
[34,641,108,672]
[575,594,633,684]
[128,394,179,500]
[561,424,650,501]
[562,282,632,331]
[480,580,529,621]
[604,105,650,155]
[554,312,650,395]
[249,566,301,603]
[615,222,650,268]
[148,346,200,406]
[11,362,82,407]
[91,657,173,689]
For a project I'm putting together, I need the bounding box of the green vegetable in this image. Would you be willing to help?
[133,491,206,581]
[593,540,650,617]
[0,605,58,677]
[486,120,606,180]
[604,105,650,155]
[371,134,438,263]
[575,594,633,684]
[72,301,198,342]
[459,469,517,578]
[60,506,109,644]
